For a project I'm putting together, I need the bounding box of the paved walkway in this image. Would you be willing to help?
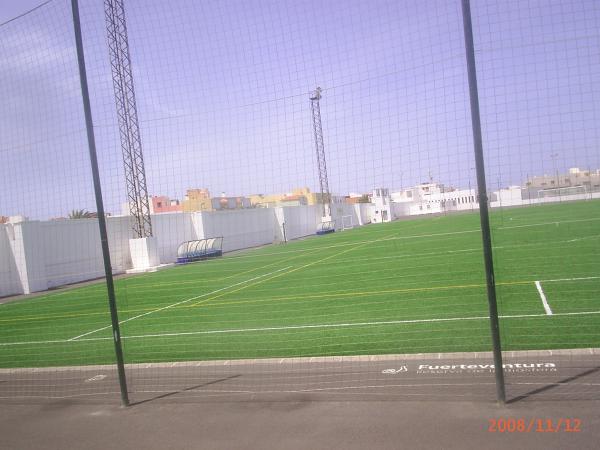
[2,351,599,448]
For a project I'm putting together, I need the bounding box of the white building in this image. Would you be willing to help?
[391,183,477,217]
[371,188,392,223]
[490,186,523,207]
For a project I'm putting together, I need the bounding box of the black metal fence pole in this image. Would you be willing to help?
[70,0,130,407]
[460,0,506,403]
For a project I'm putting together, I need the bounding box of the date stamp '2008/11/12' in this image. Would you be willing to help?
[488,418,581,433]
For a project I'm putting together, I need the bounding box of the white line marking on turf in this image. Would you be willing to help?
[67,266,292,341]
[534,281,553,316]
[70,310,600,342]
[496,217,600,230]
[94,316,492,339]
[541,276,600,283]
[4,309,600,347]
[216,229,483,260]
[0,338,71,346]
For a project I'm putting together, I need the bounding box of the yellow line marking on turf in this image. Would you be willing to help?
[68,266,294,341]
[187,283,488,307]
[1,273,598,325]
[0,250,324,325]
[187,276,599,309]
[190,232,394,307]
[124,248,324,289]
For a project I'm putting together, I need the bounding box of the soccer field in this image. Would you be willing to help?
[1,201,599,368]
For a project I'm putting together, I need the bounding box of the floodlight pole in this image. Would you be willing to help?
[71,0,130,407]
[461,0,506,403]
[310,87,332,219]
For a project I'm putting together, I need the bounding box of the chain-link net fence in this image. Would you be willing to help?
[1,0,598,404]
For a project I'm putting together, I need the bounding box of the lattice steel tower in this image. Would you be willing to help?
[310,87,331,218]
[105,0,152,238]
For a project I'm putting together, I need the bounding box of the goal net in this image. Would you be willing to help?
[341,215,353,230]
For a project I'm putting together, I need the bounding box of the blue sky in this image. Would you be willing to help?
[1,0,599,219]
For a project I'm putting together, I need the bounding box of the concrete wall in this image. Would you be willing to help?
[4,195,600,297]
[0,218,133,296]
[151,213,197,262]
[11,221,49,294]
[0,225,21,297]
[42,219,106,289]
[490,191,600,208]
[42,218,133,289]
[391,191,600,218]
[354,203,372,226]
[194,208,275,253]
[279,205,321,241]
[0,204,371,297]
[329,203,367,228]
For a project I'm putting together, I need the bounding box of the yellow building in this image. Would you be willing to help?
[291,187,320,205]
[249,187,321,208]
[182,188,213,212]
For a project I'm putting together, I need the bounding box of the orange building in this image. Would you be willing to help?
[151,196,183,214]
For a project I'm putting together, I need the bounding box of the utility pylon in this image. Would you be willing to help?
[105,0,152,238]
[309,87,331,219]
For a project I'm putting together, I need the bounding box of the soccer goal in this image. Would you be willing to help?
[538,185,588,199]
[341,215,354,230]
[176,237,223,264]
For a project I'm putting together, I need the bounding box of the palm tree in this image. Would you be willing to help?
[68,209,97,219]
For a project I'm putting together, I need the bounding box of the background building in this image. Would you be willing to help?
[151,196,183,214]
[391,183,477,216]
[523,168,600,199]
[182,188,213,212]
[250,187,318,208]
[371,188,392,223]
[211,196,251,210]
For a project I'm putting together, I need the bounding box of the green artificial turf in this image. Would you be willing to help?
[1,200,598,368]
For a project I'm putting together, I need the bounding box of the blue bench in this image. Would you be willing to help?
[176,237,223,264]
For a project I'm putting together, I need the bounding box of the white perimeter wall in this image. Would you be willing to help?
[193,208,276,253]
[490,191,600,208]
[330,203,369,228]
[152,213,198,262]
[42,217,132,289]
[19,191,597,297]
[279,205,321,241]
[0,225,21,297]
[0,203,380,297]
